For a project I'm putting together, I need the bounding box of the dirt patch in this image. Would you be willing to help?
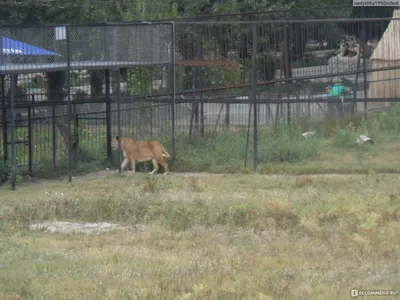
[28,221,134,234]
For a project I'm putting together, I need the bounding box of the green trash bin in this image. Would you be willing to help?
[328,83,352,99]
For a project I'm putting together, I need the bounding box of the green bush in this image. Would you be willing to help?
[257,122,322,163]
[0,159,10,184]
[331,126,358,149]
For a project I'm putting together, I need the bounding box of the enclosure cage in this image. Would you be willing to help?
[0,22,176,189]
[2,12,400,189]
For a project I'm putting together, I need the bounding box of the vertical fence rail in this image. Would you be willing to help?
[27,105,32,173]
[362,16,368,116]
[116,69,122,174]
[105,69,112,162]
[66,25,72,182]
[52,104,56,172]
[170,22,176,159]
[10,74,15,190]
[1,75,6,163]
[251,23,258,172]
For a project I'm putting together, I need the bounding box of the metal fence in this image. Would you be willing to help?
[2,15,400,188]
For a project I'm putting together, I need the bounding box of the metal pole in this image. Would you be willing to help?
[52,104,56,172]
[170,22,176,159]
[105,69,111,161]
[1,75,7,162]
[116,68,122,173]
[244,103,252,168]
[10,74,16,190]
[361,13,368,117]
[27,105,32,173]
[66,25,72,182]
[251,23,258,172]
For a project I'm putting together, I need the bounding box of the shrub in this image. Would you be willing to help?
[257,122,322,163]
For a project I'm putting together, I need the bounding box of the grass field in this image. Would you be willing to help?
[0,171,399,299]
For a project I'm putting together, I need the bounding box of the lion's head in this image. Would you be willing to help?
[112,136,119,150]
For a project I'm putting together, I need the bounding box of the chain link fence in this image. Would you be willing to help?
[1,14,400,184]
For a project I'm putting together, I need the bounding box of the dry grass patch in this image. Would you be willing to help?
[0,172,399,299]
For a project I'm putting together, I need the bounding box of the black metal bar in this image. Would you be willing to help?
[12,141,29,145]
[170,22,176,159]
[10,74,15,190]
[79,117,107,120]
[138,63,400,98]
[52,104,56,172]
[225,104,230,128]
[175,17,399,25]
[116,69,122,174]
[2,96,399,111]
[27,105,32,173]
[200,102,204,137]
[1,75,6,162]
[31,94,35,126]
[244,103,252,168]
[362,7,368,117]
[66,25,72,182]
[199,69,205,137]
[105,69,111,161]
[251,23,258,173]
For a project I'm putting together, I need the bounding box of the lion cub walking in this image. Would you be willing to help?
[112,136,170,175]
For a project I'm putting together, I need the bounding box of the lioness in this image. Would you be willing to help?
[112,136,170,175]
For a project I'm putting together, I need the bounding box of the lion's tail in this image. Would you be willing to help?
[161,144,171,158]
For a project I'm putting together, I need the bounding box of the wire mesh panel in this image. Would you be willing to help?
[0,22,175,183]
[174,22,252,135]
[67,23,173,69]
[0,26,67,74]
[250,17,400,124]
[107,24,172,64]
[3,16,400,182]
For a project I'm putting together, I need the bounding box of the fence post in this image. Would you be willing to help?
[116,68,122,174]
[283,24,291,124]
[10,73,16,190]
[362,16,368,117]
[1,75,7,163]
[251,22,258,172]
[27,105,32,173]
[52,104,56,172]
[66,25,73,182]
[225,104,230,128]
[244,103,252,168]
[199,62,205,137]
[105,69,112,162]
[31,94,35,120]
[74,111,79,164]
[170,22,176,159]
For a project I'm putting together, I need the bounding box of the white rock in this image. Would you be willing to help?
[356,135,374,144]
[302,131,316,139]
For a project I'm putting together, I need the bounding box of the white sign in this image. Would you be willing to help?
[353,0,400,5]
[55,26,66,40]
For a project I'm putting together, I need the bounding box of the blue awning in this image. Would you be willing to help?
[1,36,60,56]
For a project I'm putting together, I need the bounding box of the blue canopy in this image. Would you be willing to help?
[1,36,60,56]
